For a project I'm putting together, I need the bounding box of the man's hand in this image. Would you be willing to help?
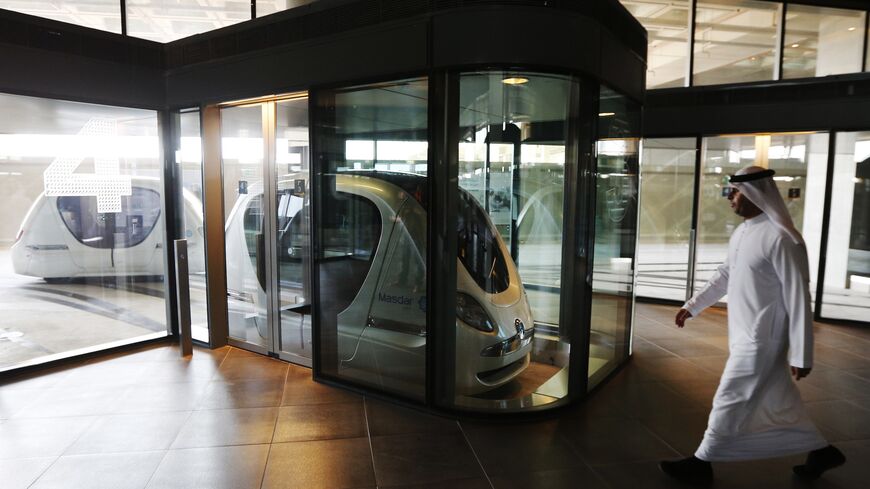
[791,366,812,381]
[675,308,692,328]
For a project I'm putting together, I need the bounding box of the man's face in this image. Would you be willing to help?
[727,186,762,218]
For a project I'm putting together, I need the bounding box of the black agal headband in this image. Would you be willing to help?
[729,169,775,183]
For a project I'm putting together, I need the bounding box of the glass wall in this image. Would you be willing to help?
[693,0,781,86]
[636,138,696,301]
[177,109,208,343]
[589,87,641,388]
[221,103,268,350]
[621,0,692,88]
[126,0,251,42]
[695,132,829,303]
[275,96,311,362]
[822,132,870,321]
[0,92,166,371]
[783,5,866,79]
[0,0,122,33]
[314,78,429,400]
[452,72,575,409]
[256,0,316,18]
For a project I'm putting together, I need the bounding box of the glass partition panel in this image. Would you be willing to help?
[314,78,429,400]
[275,96,311,361]
[256,0,316,18]
[177,110,209,343]
[783,5,865,79]
[693,0,781,86]
[637,138,696,301]
[621,0,692,88]
[589,87,641,388]
[696,133,829,306]
[0,92,165,371]
[0,0,122,33]
[453,72,575,410]
[221,104,268,350]
[821,132,870,322]
[126,0,250,42]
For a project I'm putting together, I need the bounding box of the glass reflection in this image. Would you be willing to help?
[0,0,122,33]
[783,5,865,79]
[315,79,429,400]
[126,0,250,42]
[637,138,697,301]
[221,104,268,349]
[454,72,574,409]
[256,0,316,18]
[275,96,311,361]
[589,86,640,388]
[822,132,870,322]
[177,110,209,343]
[621,0,692,88]
[1,92,165,371]
[695,133,829,306]
[693,0,781,86]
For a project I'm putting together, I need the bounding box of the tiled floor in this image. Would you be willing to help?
[1,303,869,489]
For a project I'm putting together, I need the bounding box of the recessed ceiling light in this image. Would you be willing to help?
[502,77,529,85]
[791,43,800,48]
[848,27,856,31]
[598,112,616,117]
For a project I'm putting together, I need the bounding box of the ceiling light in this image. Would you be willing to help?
[598,112,616,117]
[849,27,857,32]
[791,43,800,48]
[502,77,529,85]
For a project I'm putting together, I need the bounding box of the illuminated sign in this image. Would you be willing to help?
[43,118,132,213]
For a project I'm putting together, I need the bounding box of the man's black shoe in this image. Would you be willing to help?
[659,456,713,485]
[793,445,846,480]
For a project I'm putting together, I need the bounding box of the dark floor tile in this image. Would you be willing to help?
[638,410,709,457]
[383,478,491,489]
[66,411,190,454]
[651,338,727,357]
[803,370,870,399]
[111,381,210,413]
[592,460,687,489]
[0,416,96,459]
[563,417,679,466]
[199,378,285,409]
[806,400,870,440]
[261,438,375,489]
[595,380,705,418]
[629,356,721,383]
[30,451,165,489]
[281,377,362,406]
[371,432,483,487]
[215,355,288,382]
[146,445,270,489]
[630,338,677,359]
[273,402,366,442]
[171,407,279,448]
[489,467,609,489]
[815,346,870,370]
[659,379,718,410]
[16,385,125,418]
[365,398,458,436]
[0,457,56,489]
[462,420,585,475]
[684,355,729,376]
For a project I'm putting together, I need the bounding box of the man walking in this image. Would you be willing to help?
[659,165,845,485]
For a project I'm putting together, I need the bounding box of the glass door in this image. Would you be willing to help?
[220,94,311,362]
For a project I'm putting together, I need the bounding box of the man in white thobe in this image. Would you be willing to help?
[659,166,845,485]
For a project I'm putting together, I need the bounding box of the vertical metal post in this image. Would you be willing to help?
[775,3,787,81]
[686,136,703,302]
[175,239,193,356]
[863,12,869,72]
[814,131,837,320]
[262,102,280,355]
[120,0,127,36]
[687,0,697,87]
[201,105,229,348]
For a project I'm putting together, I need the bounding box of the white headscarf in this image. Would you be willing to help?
[730,165,804,245]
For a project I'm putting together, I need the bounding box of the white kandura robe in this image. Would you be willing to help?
[683,213,828,462]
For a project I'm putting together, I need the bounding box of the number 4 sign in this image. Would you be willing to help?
[43,118,132,213]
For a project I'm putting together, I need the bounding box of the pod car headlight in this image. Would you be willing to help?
[456,292,495,333]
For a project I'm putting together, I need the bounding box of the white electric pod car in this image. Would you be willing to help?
[11,176,204,280]
[224,171,534,395]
